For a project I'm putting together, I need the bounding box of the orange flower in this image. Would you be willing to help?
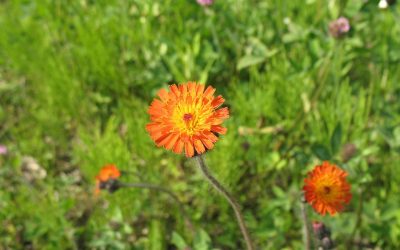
[146,82,229,157]
[303,161,352,216]
[95,164,121,194]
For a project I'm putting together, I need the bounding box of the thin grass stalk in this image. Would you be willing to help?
[300,195,312,250]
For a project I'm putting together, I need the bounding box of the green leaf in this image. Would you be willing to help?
[311,143,331,160]
[328,0,339,18]
[194,229,212,250]
[344,0,365,16]
[148,219,166,250]
[237,56,266,70]
[272,186,286,198]
[171,232,189,249]
[330,123,342,155]
[193,33,201,56]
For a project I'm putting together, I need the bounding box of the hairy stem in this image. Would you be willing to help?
[195,155,254,250]
[349,187,363,247]
[300,195,314,250]
[120,182,194,231]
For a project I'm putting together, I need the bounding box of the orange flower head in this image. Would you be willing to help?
[95,164,121,194]
[146,82,229,157]
[303,161,352,216]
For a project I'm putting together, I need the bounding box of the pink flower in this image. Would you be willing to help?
[0,145,7,155]
[329,17,350,38]
[336,17,350,32]
[197,0,214,6]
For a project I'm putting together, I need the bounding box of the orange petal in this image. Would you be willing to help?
[169,84,180,97]
[207,118,224,125]
[200,137,214,149]
[173,139,184,154]
[211,125,227,134]
[184,141,195,157]
[149,99,164,109]
[194,139,206,154]
[165,133,180,150]
[211,95,225,108]
[196,84,205,96]
[148,100,165,116]
[203,131,218,142]
[214,107,229,119]
[158,133,177,147]
[155,133,170,146]
[203,86,215,98]
[179,84,188,98]
[146,123,163,133]
[150,131,163,142]
[157,88,169,102]
[188,82,196,97]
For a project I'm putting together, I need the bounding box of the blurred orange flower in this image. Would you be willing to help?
[146,82,229,157]
[303,161,352,216]
[95,164,121,194]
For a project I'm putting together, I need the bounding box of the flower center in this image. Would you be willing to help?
[323,186,331,194]
[176,112,199,135]
[171,100,213,136]
[183,113,193,122]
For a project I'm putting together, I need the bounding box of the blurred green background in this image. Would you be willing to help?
[1,0,400,249]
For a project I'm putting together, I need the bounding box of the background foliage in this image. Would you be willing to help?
[1,0,400,249]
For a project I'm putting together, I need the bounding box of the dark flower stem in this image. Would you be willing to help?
[195,155,254,250]
[300,195,312,250]
[119,182,193,231]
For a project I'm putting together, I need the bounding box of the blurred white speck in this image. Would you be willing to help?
[283,17,291,25]
[379,0,389,8]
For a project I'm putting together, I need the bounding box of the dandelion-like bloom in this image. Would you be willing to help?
[95,164,121,194]
[197,0,214,6]
[303,161,352,216]
[146,82,229,157]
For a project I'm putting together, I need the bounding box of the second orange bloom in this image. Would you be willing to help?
[303,161,352,216]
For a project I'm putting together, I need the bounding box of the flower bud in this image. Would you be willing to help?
[312,221,326,240]
[99,178,120,193]
[341,143,357,162]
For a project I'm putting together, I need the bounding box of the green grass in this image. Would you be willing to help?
[1,0,400,249]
